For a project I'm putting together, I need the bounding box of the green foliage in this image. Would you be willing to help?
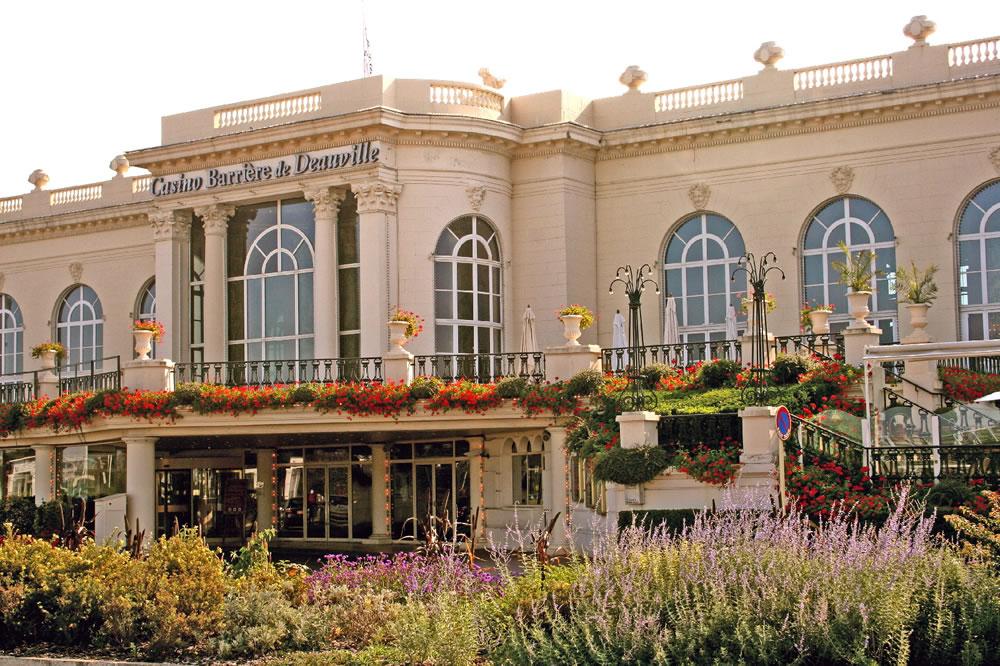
[557,304,595,330]
[390,595,481,666]
[831,240,883,292]
[0,497,36,535]
[771,352,818,385]
[925,479,978,509]
[638,362,678,390]
[895,260,939,304]
[408,375,442,399]
[291,383,319,403]
[209,582,309,659]
[170,382,204,406]
[697,358,740,388]
[592,446,670,485]
[564,369,604,397]
[656,387,744,414]
[0,402,29,434]
[34,498,73,537]
[618,509,697,533]
[946,490,1000,569]
[495,375,529,399]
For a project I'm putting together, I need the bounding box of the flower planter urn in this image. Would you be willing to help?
[808,309,832,335]
[133,329,155,360]
[902,303,931,344]
[560,314,584,346]
[846,291,872,329]
[387,320,411,352]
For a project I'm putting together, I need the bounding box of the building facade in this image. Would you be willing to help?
[1,24,999,547]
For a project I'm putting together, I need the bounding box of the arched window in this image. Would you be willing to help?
[433,215,502,353]
[662,213,746,342]
[511,436,543,505]
[802,196,897,341]
[136,279,157,359]
[0,294,24,376]
[957,180,1000,340]
[227,199,315,361]
[56,285,103,367]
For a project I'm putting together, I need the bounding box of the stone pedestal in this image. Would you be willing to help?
[615,411,660,449]
[843,326,882,366]
[737,406,779,504]
[124,436,157,536]
[122,359,175,393]
[544,344,602,383]
[382,350,414,385]
[33,444,54,505]
[740,332,774,367]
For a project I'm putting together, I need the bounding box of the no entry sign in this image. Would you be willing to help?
[776,405,792,441]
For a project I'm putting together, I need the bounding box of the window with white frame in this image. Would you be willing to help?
[56,285,103,368]
[433,215,502,354]
[511,436,543,505]
[802,196,897,342]
[0,294,23,376]
[957,180,1000,340]
[662,213,747,342]
[136,279,156,359]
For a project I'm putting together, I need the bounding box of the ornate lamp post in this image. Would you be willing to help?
[731,252,785,405]
[609,264,660,411]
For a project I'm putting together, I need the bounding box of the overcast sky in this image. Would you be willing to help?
[0,0,996,195]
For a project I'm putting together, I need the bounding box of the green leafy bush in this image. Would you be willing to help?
[564,369,604,397]
[291,383,320,403]
[592,446,670,485]
[34,498,74,538]
[771,353,817,385]
[495,375,528,399]
[697,359,741,388]
[0,497,36,535]
[638,362,678,390]
[170,382,204,406]
[617,509,697,533]
[409,375,443,399]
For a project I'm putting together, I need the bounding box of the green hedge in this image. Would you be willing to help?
[618,509,698,534]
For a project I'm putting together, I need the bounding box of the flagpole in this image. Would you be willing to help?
[362,0,373,77]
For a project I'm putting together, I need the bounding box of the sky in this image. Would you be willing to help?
[0,0,997,196]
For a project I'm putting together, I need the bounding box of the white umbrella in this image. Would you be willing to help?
[974,391,1000,403]
[663,297,680,345]
[611,311,628,371]
[725,303,738,340]
[518,305,538,375]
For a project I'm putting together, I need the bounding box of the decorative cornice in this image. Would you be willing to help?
[353,181,402,214]
[194,204,235,236]
[990,145,1000,173]
[688,183,711,210]
[466,184,486,211]
[148,209,192,241]
[830,166,854,194]
[303,187,347,218]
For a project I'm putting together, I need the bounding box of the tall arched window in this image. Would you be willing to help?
[136,279,156,359]
[957,180,1000,340]
[433,215,502,353]
[0,294,24,376]
[227,199,315,361]
[802,196,897,341]
[56,285,103,367]
[662,213,746,342]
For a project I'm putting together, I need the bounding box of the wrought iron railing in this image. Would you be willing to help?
[789,414,866,468]
[869,444,1000,484]
[412,352,545,384]
[657,412,741,447]
[602,340,741,376]
[57,356,121,394]
[882,387,936,444]
[772,333,844,362]
[173,357,384,386]
[0,369,38,403]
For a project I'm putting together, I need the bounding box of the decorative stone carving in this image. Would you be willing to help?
[989,145,1000,173]
[28,169,49,191]
[69,262,83,283]
[754,42,784,68]
[477,68,506,90]
[149,209,192,241]
[830,166,854,194]
[353,181,402,214]
[109,155,130,177]
[194,204,235,236]
[903,15,935,46]
[466,184,486,211]
[303,187,347,218]
[688,183,711,210]
[618,65,647,92]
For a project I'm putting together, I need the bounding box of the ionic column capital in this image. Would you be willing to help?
[352,181,402,214]
[303,186,347,219]
[148,209,192,241]
[194,204,235,236]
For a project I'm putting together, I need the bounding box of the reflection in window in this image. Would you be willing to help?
[1,448,34,499]
[0,294,24,376]
[56,285,104,368]
[801,197,897,343]
[957,181,1000,340]
[662,214,746,342]
[433,216,502,354]
[511,436,543,505]
[58,445,125,500]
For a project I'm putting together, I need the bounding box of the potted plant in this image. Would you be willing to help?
[800,301,835,335]
[132,320,166,360]
[387,307,424,352]
[556,304,595,345]
[894,261,938,344]
[31,341,67,368]
[831,241,882,329]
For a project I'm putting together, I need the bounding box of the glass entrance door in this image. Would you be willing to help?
[156,470,191,536]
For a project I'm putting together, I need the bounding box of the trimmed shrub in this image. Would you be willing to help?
[638,362,678,390]
[617,509,697,533]
[564,369,604,397]
[170,382,203,406]
[592,446,670,485]
[409,376,443,400]
[495,375,529,399]
[772,353,817,385]
[291,383,320,403]
[697,359,741,388]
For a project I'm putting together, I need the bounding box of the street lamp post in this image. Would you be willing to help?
[731,252,785,406]
[609,264,660,411]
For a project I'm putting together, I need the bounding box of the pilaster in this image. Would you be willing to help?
[352,181,402,357]
[256,449,276,530]
[148,209,191,361]
[369,444,391,541]
[32,445,54,506]
[194,205,234,363]
[124,436,157,536]
[544,426,569,548]
[303,187,346,359]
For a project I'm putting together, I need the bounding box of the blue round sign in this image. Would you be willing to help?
[776,405,792,441]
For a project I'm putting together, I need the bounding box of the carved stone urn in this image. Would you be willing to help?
[902,303,931,344]
[808,310,832,335]
[387,320,411,353]
[133,329,155,360]
[560,315,584,346]
[846,291,872,329]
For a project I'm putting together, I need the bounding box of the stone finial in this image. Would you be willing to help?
[69,262,83,283]
[688,183,711,210]
[109,155,130,177]
[466,184,486,211]
[903,15,935,46]
[477,67,506,90]
[989,145,1000,174]
[619,65,647,92]
[28,169,49,191]
[830,166,855,194]
[753,42,784,69]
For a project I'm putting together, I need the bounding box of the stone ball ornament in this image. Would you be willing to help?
[28,169,49,190]
[109,154,130,177]
[903,15,936,45]
[754,42,785,68]
[619,65,648,92]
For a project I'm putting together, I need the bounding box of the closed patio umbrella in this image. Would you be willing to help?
[612,310,628,371]
[518,305,538,375]
[663,297,680,345]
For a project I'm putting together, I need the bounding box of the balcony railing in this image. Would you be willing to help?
[413,352,545,384]
[772,334,844,362]
[939,355,1000,376]
[0,369,38,403]
[602,340,741,376]
[789,414,866,469]
[173,357,384,387]
[57,357,121,394]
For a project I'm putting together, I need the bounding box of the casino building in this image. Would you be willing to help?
[0,19,999,547]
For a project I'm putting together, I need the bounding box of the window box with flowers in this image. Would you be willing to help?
[387,307,424,352]
[132,320,165,360]
[556,304,595,346]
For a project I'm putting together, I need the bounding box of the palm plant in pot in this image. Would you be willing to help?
[831,241,882,329]
[894,261,938,343]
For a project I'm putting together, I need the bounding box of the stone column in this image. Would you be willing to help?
[256,449,275,530]
[33,445,54,506]
[352,181,402,357]
[303,187,346,359]
[124,436,157,536]
[544,427,569,548]
[369,444,391,541]
[194,205,234,363]
[148,209,192,361]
